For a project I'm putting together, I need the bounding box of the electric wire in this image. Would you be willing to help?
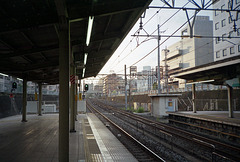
[113,2,190,73]
[105,0,217,75]
[125,0,215,72]
[108,0,171,70]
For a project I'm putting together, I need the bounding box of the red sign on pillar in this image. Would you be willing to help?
[9,93,14,98]
[70,75,75,84]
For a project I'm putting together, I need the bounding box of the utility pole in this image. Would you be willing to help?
[129,69,131,110]
[124,65,127,110]
[157,24,161,94]
[132,23,165,94]
[163,47,169,93]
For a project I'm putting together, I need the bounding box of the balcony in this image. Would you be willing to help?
[163,49,182,61]
[168,63,183,74]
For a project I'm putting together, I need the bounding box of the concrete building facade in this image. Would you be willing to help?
[162,16,214,89]
[213,0,240,61]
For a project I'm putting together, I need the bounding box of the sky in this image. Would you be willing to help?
[98,0,214,75]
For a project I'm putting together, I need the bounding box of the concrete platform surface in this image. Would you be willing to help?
[168,111,240,126]
[0,113,136,162]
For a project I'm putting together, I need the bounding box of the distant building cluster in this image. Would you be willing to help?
[0,74,59,95]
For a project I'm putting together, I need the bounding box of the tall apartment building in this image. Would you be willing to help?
[136,66,153,92]
[103,73,124,96]
[213,0,240,61]
[162,16,214,88]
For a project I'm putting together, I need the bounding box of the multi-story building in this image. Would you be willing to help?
[213,0,240,61]
[0,73,59,95]
[162,16,214,89]
[136,66,157,92]
[103,73,124,96]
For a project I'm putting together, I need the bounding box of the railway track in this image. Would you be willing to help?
[87,100,165,162]
[87,98,240,162]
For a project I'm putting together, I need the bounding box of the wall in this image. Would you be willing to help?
[109,89,240,111]
[0,93,58,118]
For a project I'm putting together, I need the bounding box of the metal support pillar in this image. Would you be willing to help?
[59,15,69,162]
[22,77,27,122]
[38,83,42,116]
[75,77,78,121]
[227,85,233,118]
[192,84,196,113]
[70,64,76,132]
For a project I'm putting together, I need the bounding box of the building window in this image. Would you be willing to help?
[216,51,220,58]
[215,22,219,30]
[230,46,235,54]
[237,28,240,36]
[216,37,220,44]
[215,10,219,16]
[222,33,227,41]
[221,4,225,12]
[223,49,227,56]
[229,31,233,38]
[238,44,240,52]
[229,16,233,24]
[228,1,232,9]
[222,19,226,27]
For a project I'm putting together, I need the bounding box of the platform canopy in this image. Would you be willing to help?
[172,55,240,86]
[0,0,151,84]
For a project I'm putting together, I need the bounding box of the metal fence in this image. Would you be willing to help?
[178,98,239,111]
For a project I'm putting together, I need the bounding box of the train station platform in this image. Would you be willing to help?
[168,111,240,137]
[0,113,136,162]
[168,111,240,126]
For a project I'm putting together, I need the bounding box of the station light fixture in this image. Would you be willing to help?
[82,67,86,78]
[186,79,215,85]
[86,16,94,46]
[0,73,8,77]
[84,53,88,65]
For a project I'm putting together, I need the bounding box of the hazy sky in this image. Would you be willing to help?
[99,0,214,75]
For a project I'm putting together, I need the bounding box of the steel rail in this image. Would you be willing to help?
[87,101,166,162]
[92,99,240,161]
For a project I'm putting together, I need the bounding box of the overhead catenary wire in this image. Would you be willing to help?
[108,0,172,70]
[112,2,190,73]
[107,0,218,74]
[125,1,216,71]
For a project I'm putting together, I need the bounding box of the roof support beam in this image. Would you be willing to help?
[0,39,83,59]
[0,44,59,59]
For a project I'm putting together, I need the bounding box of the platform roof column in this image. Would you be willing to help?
[75,73,78,121]
[58,15,70,161]
[192,84,196,113]
[38,83,42,116]
[70,62,76,132]
[227,85,233,118]
[22,77,27,122]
